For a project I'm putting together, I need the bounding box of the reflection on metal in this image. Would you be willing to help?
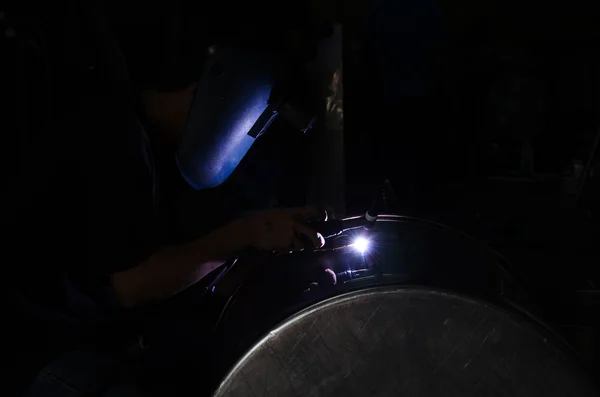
[214,288,598,397]
[213,217,598,397]
[217,215,524,352]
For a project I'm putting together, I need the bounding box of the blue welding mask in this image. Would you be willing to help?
[176,47,280,190]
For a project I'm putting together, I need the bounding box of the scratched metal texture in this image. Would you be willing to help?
[214,287,597,397]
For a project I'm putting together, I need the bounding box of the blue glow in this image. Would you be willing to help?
[176,48,276,190]
[352,236,370,254]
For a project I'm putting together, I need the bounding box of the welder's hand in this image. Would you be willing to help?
[245,207,325,252]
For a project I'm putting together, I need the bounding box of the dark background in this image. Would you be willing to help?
[345,0,599,283]
[343,0,600,375]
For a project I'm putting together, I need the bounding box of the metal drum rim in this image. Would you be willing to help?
[212,285,581,397]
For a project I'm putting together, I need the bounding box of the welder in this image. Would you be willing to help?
[9,2,329,395]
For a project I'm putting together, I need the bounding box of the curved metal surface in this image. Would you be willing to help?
[217,216,521,350]
[215,287,597,397]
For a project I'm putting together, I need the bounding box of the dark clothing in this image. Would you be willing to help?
[7,17,142,397]
[11,0,247,364]
[9,2,177,379]
[9,3,258,393]
[12,51,158,346]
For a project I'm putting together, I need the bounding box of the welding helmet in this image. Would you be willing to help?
[176,47,283,190]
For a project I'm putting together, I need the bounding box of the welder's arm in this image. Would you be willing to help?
[110,207,323,308]
[110,218,250,308]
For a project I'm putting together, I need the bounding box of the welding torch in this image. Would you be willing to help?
[308,179,393,239]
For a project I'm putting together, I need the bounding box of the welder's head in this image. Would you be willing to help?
[140,45,303,190]
[138,47,281,190]
[175,47,280,190]
[120,2,333,190]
